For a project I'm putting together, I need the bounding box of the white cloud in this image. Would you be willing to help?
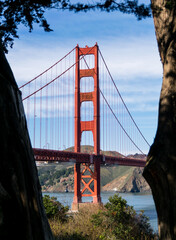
[7,28,162,86]
[7,42,76,86]
[99,36,162,80]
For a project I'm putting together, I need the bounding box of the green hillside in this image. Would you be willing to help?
[37,163,74,192]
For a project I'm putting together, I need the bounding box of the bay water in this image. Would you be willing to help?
[43,191,158,233]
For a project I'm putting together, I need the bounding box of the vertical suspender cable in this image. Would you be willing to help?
[68,53,70,149]
[46,72,48,148]
[40,76,42,149]
[33,82,36,148]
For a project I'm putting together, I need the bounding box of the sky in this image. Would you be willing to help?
[6,5,163,154]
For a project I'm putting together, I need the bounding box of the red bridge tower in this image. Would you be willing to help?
[72,44,101,210]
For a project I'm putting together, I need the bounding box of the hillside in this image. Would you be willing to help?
[37,146,150,193]
[102,167,150,192]
[37,163,74,192]
[66,145,123,158]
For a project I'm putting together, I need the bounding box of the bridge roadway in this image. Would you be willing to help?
[33,148,146,167]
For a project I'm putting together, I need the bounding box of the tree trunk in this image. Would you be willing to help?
[0,43,53,239]
[143,1,176,239]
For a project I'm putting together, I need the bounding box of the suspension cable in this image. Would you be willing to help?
[80,46,148,153]
[19,47,76,89]
[98,49,150,147]
[22,45,96,101]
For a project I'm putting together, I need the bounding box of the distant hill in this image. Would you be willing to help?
[65,145,124,158]
[37,145,150,193]
[127,153,147,160]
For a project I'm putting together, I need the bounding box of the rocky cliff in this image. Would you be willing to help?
[102,167,151,193]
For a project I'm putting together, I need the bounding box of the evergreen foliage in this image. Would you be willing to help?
[91,194,157,239]
[0,0,151,52]
[43,195,69,222]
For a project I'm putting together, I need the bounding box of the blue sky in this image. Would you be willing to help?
[6,7,163,153]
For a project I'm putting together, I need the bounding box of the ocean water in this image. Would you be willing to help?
[43,191,158,233]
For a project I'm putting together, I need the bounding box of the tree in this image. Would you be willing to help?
[0,0,175,239]
[0,0,67,52]
[0,1,67,239]
[0,1,76,239]
[0,44,54,239]
[143,1,176,239]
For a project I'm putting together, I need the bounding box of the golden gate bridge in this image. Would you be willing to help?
[19,43,150,208]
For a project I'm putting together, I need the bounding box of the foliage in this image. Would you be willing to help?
[0,0,67,52]
[49,194,158,240]
[165,0,175,10]
[0,0,151,52]
[49,206,103,240]
[43,195,69,222]
[68,0,151,20]
[91,194,158,240]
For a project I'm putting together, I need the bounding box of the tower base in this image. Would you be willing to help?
[71,202,103,211]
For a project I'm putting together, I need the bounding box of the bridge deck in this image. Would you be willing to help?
[33,148,146,167]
